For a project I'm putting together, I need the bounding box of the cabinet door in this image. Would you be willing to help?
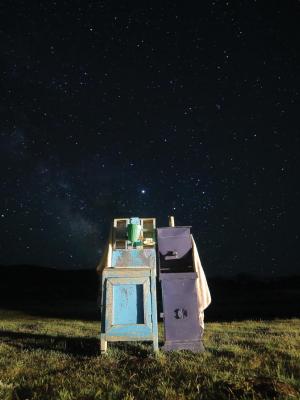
[105,277,153,339]
[162,277,201,342]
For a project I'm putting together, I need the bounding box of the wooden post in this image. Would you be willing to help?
[100,334,107,354]
[168,216,175,227]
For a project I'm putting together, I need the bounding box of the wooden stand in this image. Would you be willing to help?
[100,217,159,353]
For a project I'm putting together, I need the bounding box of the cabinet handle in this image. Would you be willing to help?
[174,308,188,319]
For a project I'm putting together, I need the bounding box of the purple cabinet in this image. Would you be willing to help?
[157,227,204,352]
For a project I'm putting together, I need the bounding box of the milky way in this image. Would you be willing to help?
[0,1,299,275]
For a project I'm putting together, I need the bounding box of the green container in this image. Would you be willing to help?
[127,223,142,244]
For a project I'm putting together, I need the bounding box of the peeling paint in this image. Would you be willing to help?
[100,247,158,352]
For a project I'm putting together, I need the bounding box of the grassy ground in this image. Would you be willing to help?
[0,309,299,400]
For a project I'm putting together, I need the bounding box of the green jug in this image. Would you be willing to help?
[127,223,142,244]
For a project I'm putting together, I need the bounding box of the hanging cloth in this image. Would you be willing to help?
[191,235,212,329]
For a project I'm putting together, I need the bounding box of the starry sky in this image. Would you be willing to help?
[0,1,299,276]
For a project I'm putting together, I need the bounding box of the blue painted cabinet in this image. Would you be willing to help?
[100,218,158,352]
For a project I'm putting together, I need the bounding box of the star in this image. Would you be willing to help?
[0,1,297,276]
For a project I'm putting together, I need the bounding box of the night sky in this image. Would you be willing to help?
[1,1,299,276]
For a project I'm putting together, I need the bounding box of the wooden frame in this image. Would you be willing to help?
[105,277,152,338]
[100,265,158,352]
[113,218,156,249]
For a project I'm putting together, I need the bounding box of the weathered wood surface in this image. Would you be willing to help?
[105,277,152,339]
[111,249,156,268]
[100,246,158,352]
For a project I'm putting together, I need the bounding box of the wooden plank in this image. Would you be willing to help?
[102,335,154,342]
[111,249,156,268]
[113,218,129,228]
[103,268,151,278]
[150,267,159,351]
[114,240,126,249]
[106,325,153,338]
[100,334,107,353]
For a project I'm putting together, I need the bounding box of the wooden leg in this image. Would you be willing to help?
[100,336,107,354]
[153,336,159,352]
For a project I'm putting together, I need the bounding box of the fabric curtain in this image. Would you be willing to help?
[191,235,211,328]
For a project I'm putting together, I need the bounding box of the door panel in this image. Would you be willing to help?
[112,284,144,325]
[162,277,201,342]
[105,276,152,338]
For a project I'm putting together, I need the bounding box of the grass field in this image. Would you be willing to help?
[0,309,299,400]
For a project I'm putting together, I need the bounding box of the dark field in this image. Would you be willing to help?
[0,266,299,399]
